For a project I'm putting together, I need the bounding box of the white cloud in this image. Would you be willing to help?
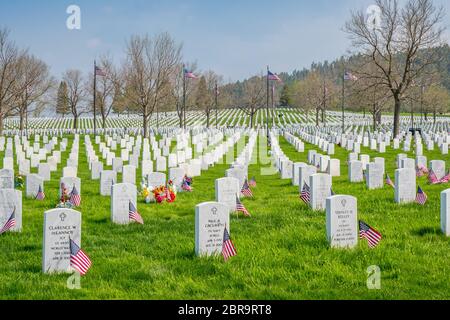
[87,38,102,49]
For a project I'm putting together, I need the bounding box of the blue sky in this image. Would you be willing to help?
[1,0,449,82]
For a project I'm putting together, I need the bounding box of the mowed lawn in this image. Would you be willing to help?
[1,133,450,300]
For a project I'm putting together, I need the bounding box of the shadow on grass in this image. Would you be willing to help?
[412,227,442,237]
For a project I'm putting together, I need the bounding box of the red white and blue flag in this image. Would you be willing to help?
[300,183,311,205]
[416,186,428,205]
[0,208,16,235]
[184,68,197,79]
[236,196,250,217]
[248,176,257,188]
[35,184,45,201]
[241,180,253,198]
[359,220,382,248]
[70,238,92,276]
[385,174,395,188]
[428,169,440,184]
[95,66,106,77]
[222,226,237,261]
[268,70,281,82]
[441,171,450,184]
[344,71,358,81]
[69,185,81,207]
[129,201,144,224]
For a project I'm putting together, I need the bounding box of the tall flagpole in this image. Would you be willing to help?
[182,65,186,130]
[215,81,218,129]
[93,61,97,136]
[266,65,270,143]
[341,71,345,133]
[271,83,275,127]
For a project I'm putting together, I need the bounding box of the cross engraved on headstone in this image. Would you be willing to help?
[60,212,67,222]
[211,207,217,215]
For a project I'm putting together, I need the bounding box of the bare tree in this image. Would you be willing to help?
[14,54,52,132]
[344,0,446,136]
[197,70,222,127]
[63,69,86,130]
[0,28,24,134]
[237,75,266,128]
[423,84,450,124]
[347,63,392,130]
[121,33,182,137]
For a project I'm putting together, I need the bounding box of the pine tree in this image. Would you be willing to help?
[56,81,69,117]
[279,84,292,107]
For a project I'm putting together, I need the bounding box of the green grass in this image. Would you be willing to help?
[1,133,450,300]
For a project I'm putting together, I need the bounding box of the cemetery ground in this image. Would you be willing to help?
[1,134,450,300]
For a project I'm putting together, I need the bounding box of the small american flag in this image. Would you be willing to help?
[70,238,92,276]
[241,180,253,198]
[300,183,311,205]
[129,201,144,224]
[95,66,106,77]
[440,171,450,184]
[236,196,250,217]
[344,71,358,81]
[359,220,382,248]
[35,184,45,201]
[0,208,16,235]
[248,176,257,187]
[416,186,428,205]
[222,226,237,261]
[267,70,281,82]
[184,68,197,79]
[182,181,192,192]
[385,174,395,188]
[428,169,440,185]
[69,185,81,207]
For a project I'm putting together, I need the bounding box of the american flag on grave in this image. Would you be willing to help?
[300,183,311,204]
[35,184,45,200]
[440,171,450,184]
[0,207,16,235]
[248,176,257,188]
[359,220,382,248]
[129,201,144,224]
[428,169,440,185]
[69,185,81,207]
[416,186,428,205]
[222,226,237,261]
[70,238,92,276]
[241,180,253,198]
[385,174,395,188]
[236,196,250,217]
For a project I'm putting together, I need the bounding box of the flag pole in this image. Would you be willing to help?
[93,60,97,136]
[341,71,345,133]
[271,82,275,127]
[266,65,270,144]
[182,65,186,130]
[215,80,218,129]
